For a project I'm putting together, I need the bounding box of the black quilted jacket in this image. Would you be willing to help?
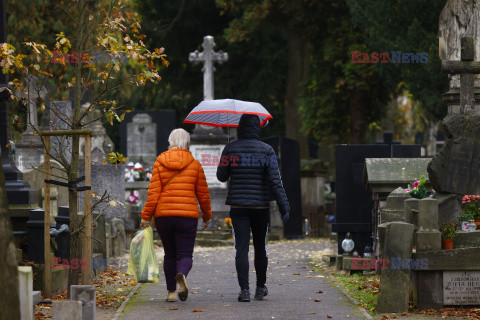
[216,114,290,218]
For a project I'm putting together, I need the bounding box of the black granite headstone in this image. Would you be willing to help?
[333,145,391,255]
[120,110,176,157]
[391,145,421,158]
[333,144,422,255]
[263,136,303,239]
[26,209,56,264]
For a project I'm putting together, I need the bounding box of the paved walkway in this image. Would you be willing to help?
[119,239,368,320]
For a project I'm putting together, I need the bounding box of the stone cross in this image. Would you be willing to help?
[189,35,228,101]
[442,37,480,115]
[19,76,49,134]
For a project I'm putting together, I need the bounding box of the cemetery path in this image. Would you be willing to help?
[118,239,369,320]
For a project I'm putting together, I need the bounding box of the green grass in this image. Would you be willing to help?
[312,259,380,316]
[331,272,380,316]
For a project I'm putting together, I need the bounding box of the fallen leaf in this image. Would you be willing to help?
[311,312,316,315]
[192,308,205,312]
[168,307,179,310]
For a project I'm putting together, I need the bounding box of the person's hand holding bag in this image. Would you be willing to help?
[140,219,150,228]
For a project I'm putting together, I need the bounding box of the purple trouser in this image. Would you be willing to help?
[155,216,198,291]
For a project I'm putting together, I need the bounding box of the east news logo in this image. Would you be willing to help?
[351,51,428,64]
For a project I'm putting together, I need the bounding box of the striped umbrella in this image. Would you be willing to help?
[183,99,272,127]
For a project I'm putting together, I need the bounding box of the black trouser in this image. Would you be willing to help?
[230,207,270,291]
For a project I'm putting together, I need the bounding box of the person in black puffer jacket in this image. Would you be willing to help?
[217,113,290,302]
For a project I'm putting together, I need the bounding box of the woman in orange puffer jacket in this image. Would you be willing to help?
[140,128,212,303]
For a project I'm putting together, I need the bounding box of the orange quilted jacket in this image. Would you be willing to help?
[141,148,212,221]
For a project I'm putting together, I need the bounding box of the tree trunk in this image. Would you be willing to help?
[284,30,311,158]
[0,162,20,319]
[349,88,368,144]
[67,0,88,296]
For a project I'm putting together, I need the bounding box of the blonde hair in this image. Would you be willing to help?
[168,128,190,150]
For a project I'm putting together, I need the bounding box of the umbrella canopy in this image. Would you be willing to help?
[183,99,272,127]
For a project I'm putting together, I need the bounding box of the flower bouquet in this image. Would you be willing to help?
[406,175,428,199]
[461,195,480,228]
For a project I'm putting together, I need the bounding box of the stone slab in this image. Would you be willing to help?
[32,291,41,306]
[364,158,431,193]
[80,164,126,220]
[413,247,480,270]
[189,144,227,189]
[416,271,444,310]
[454,231,480,249]
[18,266,33,320]
[418,198,439,230]
[52,301,83,320]
[404,198,419,226]
[70,285,96,320]
[443,271,480,305]
[386,187,412,210]
[416,230,442,252]
[376,222,415,313]
[381,209,405,223]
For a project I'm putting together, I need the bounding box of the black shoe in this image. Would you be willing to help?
[254,286,268,300]
[238,289,251,302]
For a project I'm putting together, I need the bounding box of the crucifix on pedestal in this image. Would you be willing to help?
[189,35,228,101]
[188,36,230,142]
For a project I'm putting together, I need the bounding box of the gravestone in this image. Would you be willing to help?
[26,209,52,264]
[376,222,415,313]
[52,301,82,320]
[188,35,231,228]
[375,131,400,145]
[443,271,480,305]
[14,76,48,172]
[105,221,113,259]
[111,217,127,257]
[120,110,176,162]
[416,198,442,252]
[79,163,125,221]
[92,212,106,260]
[428,36,480,231]
[23,160,69,218]
[363,156,428,254]
[263,136,303,238]
[70,285,96,320]
[126,113,157,168]
[380,188,412,223]
[333,145,391,255]
[18,266,34,320]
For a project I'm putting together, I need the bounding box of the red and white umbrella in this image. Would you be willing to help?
[183,99,272,127]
